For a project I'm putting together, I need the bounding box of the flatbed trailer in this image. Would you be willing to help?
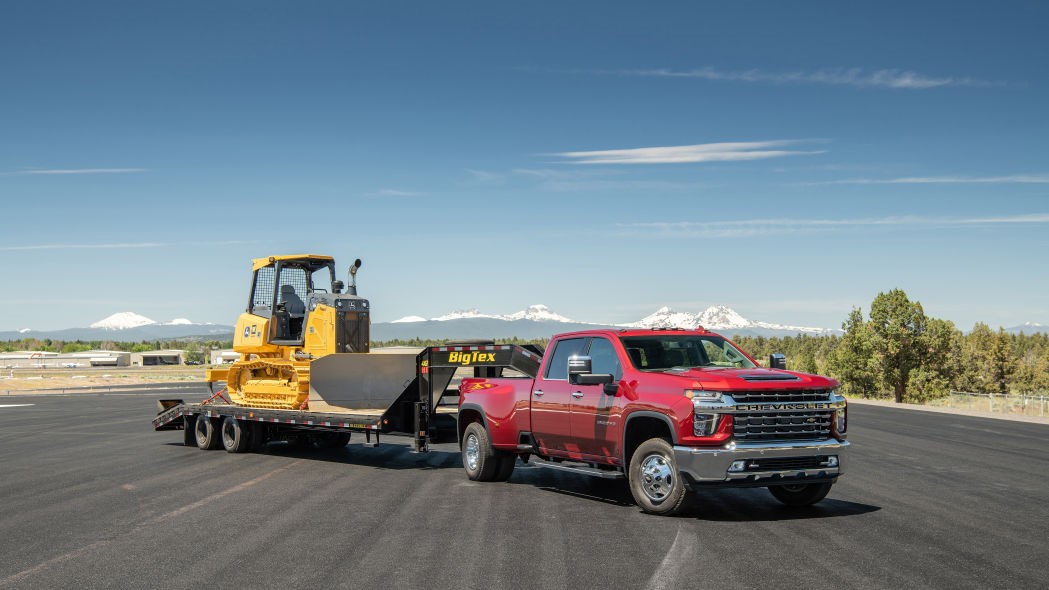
[153,344,541,453]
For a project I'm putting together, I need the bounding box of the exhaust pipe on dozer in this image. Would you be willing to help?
[348,258,362,296]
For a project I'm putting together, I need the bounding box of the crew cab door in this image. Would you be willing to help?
[571,337,622,461]
[530,337,586,456]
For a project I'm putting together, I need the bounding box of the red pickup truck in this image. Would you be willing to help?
[457,327,849,515]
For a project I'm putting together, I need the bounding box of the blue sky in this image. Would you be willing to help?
[2,1,1047,332]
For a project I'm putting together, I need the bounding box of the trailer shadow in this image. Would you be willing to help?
[257,440,463,470]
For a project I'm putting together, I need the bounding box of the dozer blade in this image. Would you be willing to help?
[308,352,419,413]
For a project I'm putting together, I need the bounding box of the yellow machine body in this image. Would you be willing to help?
[208,254,370,410]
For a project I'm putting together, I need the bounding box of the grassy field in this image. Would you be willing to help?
[0,366,207,392]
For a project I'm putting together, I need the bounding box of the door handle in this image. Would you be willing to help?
[571,391,584,399]
[533,390,544,397]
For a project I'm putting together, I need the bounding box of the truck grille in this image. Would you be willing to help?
[731,390,832,404]
[733,411,833,441]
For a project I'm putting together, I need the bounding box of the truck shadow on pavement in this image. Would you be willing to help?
[511,463,881,520]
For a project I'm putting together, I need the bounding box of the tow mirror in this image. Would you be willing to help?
[769,353,787,370]
[569,356,615,387]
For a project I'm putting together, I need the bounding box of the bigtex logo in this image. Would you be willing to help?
[448,351,496,365]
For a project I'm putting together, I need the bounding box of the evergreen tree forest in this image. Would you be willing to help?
[734,289,1049,402]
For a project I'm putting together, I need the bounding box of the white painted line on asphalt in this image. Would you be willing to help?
[0,404,35,408]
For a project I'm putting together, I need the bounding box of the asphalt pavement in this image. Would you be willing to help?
[0,393,1046,589]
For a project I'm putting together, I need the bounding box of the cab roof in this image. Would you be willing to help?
[251,254,335,272]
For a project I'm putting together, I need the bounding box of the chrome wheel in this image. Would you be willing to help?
[464,433,480,471]
[639,453,674,502]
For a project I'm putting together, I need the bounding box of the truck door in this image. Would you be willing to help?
[571,337,622,461]
[530,337,586,456]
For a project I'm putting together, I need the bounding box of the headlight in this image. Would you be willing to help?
[694,413,720,436]
[834,405,847,435]
[685,389,722,402]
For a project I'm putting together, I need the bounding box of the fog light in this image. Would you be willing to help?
[825,455,839,468]
[694,413,719,436]
[728,460,747,472]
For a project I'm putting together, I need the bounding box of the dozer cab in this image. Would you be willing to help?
[206,254,374,410]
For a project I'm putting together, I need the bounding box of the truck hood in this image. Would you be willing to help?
[654,367,839,391]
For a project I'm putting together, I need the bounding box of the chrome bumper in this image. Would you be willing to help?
[674,439,849,484]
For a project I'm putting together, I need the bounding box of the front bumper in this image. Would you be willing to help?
[674,439,849,487]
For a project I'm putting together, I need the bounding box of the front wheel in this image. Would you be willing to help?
[462,422,513,481]
[768,482,833,507]
[628,438,690,516]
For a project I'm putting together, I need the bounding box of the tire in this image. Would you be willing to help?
[493,454,516,482]
[767,482,832,507]
[461,422,504,481]
[221,417,252,453]
[183,415,197,447]
[628,438,690,516]
[195,416,222,450]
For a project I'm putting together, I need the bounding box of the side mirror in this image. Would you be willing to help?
[569,356,615,387]
[769,353,786,370]
[568,356,591,384]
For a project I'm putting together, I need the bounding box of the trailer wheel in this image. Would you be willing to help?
[461,422,502,481]
[183,415,197,446]
[768,482,832,507]
[221,417,252,453]
[195,416,222,450]
[628,438,690,516]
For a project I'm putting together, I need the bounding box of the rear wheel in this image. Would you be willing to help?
[194,416,222,450]
[768,482,832,507]
[221,417,252,453]
[461,422,507,481]
[628,438,690,516]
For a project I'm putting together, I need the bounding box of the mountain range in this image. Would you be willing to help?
[3,306,1044,342]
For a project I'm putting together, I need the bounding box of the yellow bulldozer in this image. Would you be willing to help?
[206,254,376,410]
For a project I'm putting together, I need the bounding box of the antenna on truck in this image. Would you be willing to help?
[348,259,362,296]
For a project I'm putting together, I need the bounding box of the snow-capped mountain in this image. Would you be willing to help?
[393,305,579,324]
[90,312,157,330]
[627,305,831,335]
[1004,322,1049,335]
[502,304,576,323]
[372,303,836,341]
[1,312,236,341]
[432,309,502,321]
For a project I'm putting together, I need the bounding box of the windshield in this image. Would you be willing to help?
[620,335,756,371]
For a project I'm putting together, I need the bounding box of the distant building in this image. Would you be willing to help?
[131,350,185,366]
[0,350,130,368]
[210,349,240,364]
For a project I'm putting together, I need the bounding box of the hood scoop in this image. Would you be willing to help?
[739,371,801,382]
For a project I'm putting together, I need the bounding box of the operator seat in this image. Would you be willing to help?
[280,285,306,315]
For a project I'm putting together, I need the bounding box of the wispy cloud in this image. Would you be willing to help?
[551,140,825,165]
[7,168,147,175]
[461,169,506,186]
[628,67,998,89]
[620,213,1049,238]
[522,65,1001,89]
[372,188,423,197]
[809,174,1049,186]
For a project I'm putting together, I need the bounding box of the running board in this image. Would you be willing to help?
[528,457,625,479]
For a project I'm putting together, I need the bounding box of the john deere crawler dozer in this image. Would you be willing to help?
[207,254,403,411]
